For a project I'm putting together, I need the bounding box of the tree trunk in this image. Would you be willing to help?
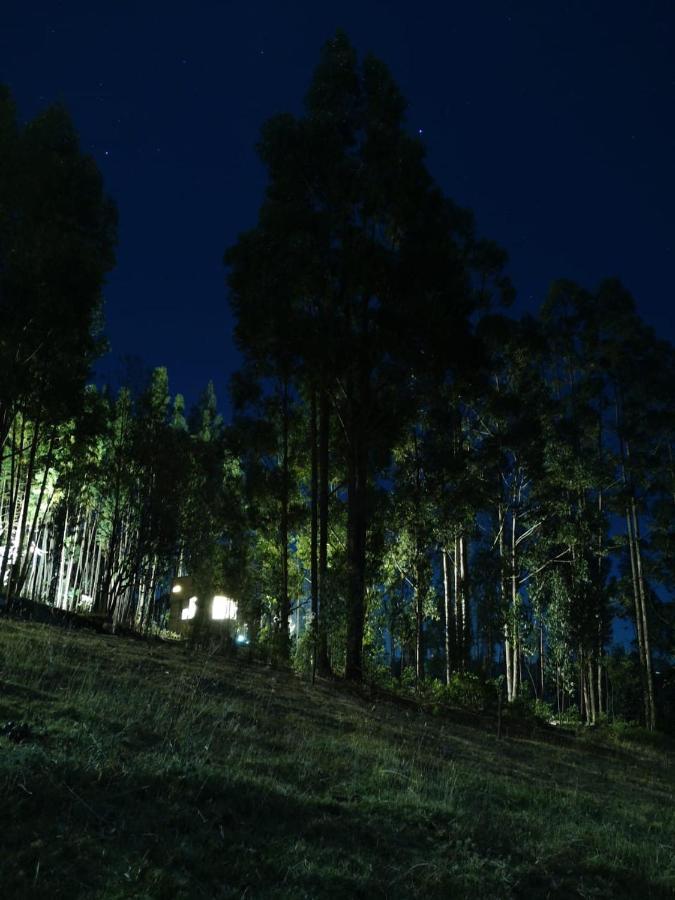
[317,388,331,675]
[345,424,367,681]
[415,571,424,682]
[14,431,56,599]
[0,417,21,597]
[442,548,453,683]
[509,508,520,702]
[6,421,40,604]
[539,623,545,699]
[460,532,470,669]
[278,375,290,659]
[498,503,513,701]
[310,387,319,679]
[587,657,597,724]
[630,496,656,730]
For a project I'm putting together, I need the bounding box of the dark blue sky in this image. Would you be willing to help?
[3,1,674,413]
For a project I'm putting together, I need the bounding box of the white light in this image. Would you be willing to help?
[172,584,182,594]
[181,596,198,621]
[211,595,237,621]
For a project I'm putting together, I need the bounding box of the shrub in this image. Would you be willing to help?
[445,672,490,711]
[292,620,315,678]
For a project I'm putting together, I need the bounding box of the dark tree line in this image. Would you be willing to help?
[1,35,673,731]
[225,34,674,728]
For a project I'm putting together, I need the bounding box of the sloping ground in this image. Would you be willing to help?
[0,620,673,899]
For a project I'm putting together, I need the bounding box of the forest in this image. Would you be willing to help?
[1,33,673,734]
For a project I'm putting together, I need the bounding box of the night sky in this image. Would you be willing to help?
[3,1,674,415]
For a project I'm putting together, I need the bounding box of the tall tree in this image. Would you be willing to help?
[227,32,481,680]
[0,87,116,452]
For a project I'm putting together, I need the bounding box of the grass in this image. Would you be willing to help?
[0,619,673,899]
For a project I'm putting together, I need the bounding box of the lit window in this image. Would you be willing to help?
[181,596,198,620]
[211,595,237,620]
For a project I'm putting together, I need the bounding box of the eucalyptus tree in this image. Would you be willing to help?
[468,314,554,702]
[94,388,136,618]
[382,425,436,680]
[29,388,107,612]
[0,87,115,609]
[389,245,514,684]
[536,281,616,720]
[424,382,485,679]
[593,280,671,730]
[226,365,308,660]
[0,86,116,454]
[118,367,193,629]
[227,33,484,680]
[537,278,675,727]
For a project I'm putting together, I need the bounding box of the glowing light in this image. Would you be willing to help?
[181,596,198,620]
[171,584,182,594]
[236,634,248,644]
[211,595,237,621]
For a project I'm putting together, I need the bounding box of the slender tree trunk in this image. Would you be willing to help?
[504,632,513,703]
[48,498,66,606]
[625,505,655,728]
[317,388,331,675]
[453,535,462,671]
[62,516,79,612]
[596,484,604,718]
[0,417,21,596]
[539,623,545,699]
[442,548,453,684]
[587,658,597,724]
[510,508,520,702]
[415,570,424,683]
[460,532,470,669]
[630,495,656,729]
[579,655,586,722]
[616,393,656,729]
[0,402,15,459]
[14,432,55,599]
[310,387,319,679]
[345,420,367,681]
[278,375,290,659]
[498,503,513,701]
[73,509,92,602]
[6,421,40,603]
[56,504,70,609]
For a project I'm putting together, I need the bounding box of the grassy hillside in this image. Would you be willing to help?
[0,619,673,899]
